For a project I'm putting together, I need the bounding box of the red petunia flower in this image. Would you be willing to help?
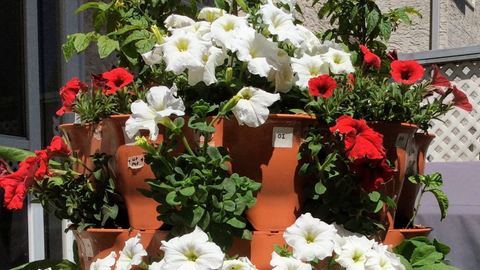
[102,68,134,94]
[386,49,398,62]
[56,77,88,116]
[330,116,386,161]
[349,157,396,193]
[34,150,52,180]
[308,75,337,98]
[390,60,424,84]
[360,45,381,69]
[0,156,38,209]
[48,136,72,158]
[427,64,451,96]
[451,85,472,112]
[90,73,109,94]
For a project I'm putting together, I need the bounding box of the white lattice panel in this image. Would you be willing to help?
[424,61,480,161]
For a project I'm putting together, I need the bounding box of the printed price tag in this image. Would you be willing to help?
[128,155,145,169]
[273,127,294,148]
[82,239,94,258]
[395,133,408,149]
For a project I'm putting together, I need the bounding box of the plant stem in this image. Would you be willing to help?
[406,185,425,229]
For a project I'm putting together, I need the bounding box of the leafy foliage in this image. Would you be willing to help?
[30,153,120,232]
[138,101,260,251]
[393,237,460,270]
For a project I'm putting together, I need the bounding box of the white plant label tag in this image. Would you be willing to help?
[395,133,408,149]
[273,127,294,148]
[82,238,94,257]
[128,155,145,169]
[93,125,102,141]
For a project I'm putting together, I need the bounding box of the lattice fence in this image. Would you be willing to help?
[424,61,480,162]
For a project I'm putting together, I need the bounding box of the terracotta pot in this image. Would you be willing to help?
[223,114,316,231]
[58,123,103,174]
[366,122,418,230]
[228,231,288,270]
[73,228,168,270]
[383,227,432,247]
[395,133,436,228]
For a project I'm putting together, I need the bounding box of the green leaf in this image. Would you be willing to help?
[429,189,449,221]
[396,9,411,24]
[93,10,106,33]
[166,191,181,205]
[314,181,327,195]
[226,216,247,229]
[123,30,150,46]
[97,35,119,58]
[366,8,380,35]
[428,172,444,189]
[135,38,156,54]
[114,24,144,36]
[379,19,392,41]
[74,2,99,15]
[432,238,451,257]
[223,200,236,212]
[73,33,91,53]
[0,146,35,162]
[10,259,80,270]
[62,35,76,61]
[411,246,444,267]
[179,186,195,197]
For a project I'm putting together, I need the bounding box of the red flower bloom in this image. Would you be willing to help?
[102,68,134,94]
[360,45,381,69]
[386,49,398,62]
[330,116,386,160]
[56,77,88,116]
[451,85,472,112]
[48,136,71,158]
[90,73,109,94]
[34,150,52,180]
[0,156,38,209]
[390,60,424,84]
[349,157,396,193]
[308,75,337,98]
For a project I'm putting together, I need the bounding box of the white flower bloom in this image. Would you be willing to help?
[148,260,164,270]
[142,44,163,66]
[294,25,324,58]
[232,27,280,78]
[268,49,295,93]
[270,252,311,270]
[90,251,117,270]
[172,21,212,40]
[233,87,280,127]
[332,223,365,255]
[260,0,297,12]
[188,45,228,86]
[125,85,185,140]
[291,54,329,90]
[321,47,355,74]
[115,233,147,270]
[283,213,337,261]
[210,14,249,50]
[336,235,375,270]
[221,257,257,270]
[161,31,210,75]
[258,4,305,47]
[160,227,225,270]
[365,249,406,270]
[164,14,195,29]
[198,7,225,22]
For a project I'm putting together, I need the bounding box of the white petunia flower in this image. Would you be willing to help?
[321,47,355,74]
[160,226,225,270]
[210,14,249,50]
[164,14,195,29]
[188,45,228,86]
[198,7,225,22]
[336,235,375,270]
[232,27,280,78]
[270,252,311,270]
[258,4,305,47]
[294,25,325,58]
[148,260,164,270]
[283,213,337,261]
[291,54,329,90]
[172,21,212,40]
[125,85,185,141]
[115,233,147,270]
[332,223,365,255]
[268,48,295,93]
[90,251,117,270]
[161,30,210,75]
[365,249,406,270]
[221,257,258,270]
[233,87,280,127]
[142,44,163,66]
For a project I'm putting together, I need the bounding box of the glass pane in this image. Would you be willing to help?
[0,0,26,137]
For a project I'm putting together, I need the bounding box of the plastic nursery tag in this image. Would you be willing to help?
[272,127,294,148]
[127,155,145,169]
[395,133,409,149]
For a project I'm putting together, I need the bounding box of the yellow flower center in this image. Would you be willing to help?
[176,37,190,52]
[223,21,235,32]
[333,54,343,65]
[185,250,198,261]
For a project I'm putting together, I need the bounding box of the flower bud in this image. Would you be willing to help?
[151,25,164,44]
[221,95,242,114]
[134,136,156,154]
[226,67,233,83]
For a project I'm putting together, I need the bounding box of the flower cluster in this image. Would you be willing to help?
[0,136,70,209]
[277,213,405,270]
[56,67,135,124]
